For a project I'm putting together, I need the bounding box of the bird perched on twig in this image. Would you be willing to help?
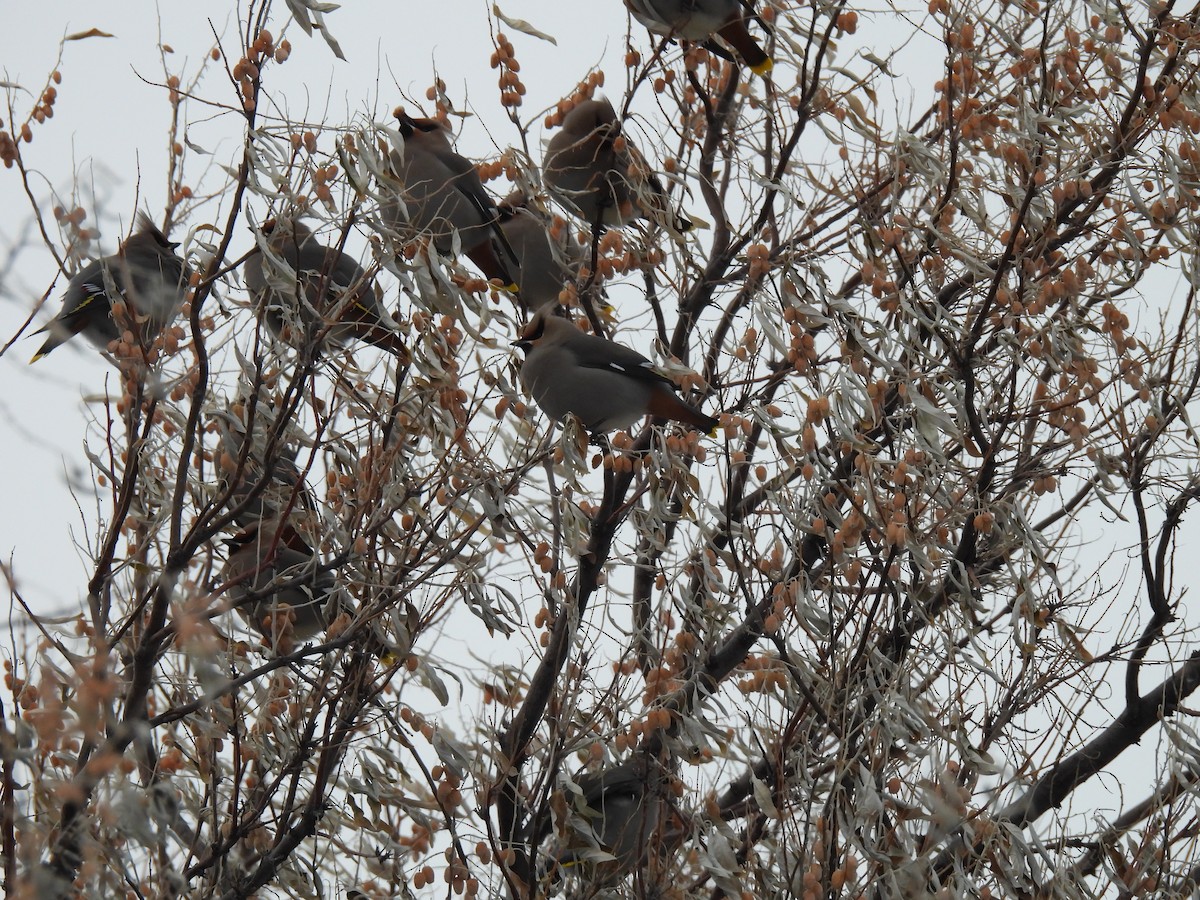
[382,112,519,291]
[513,306,718,434]
[495,192,587,312]
[212,403,316,530]
[557,756,676,880]
[30,213,190,362]
[543,98,692,233]
[219,518,345,645]
[244,216,408,358]
[626,0,774,75]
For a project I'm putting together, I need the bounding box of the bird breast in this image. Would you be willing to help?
[520,344,651,432]
[500,213,583,309]
[385,148,494,253]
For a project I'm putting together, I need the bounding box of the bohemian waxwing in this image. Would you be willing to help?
[626,0,774,75]
[213,405,315,530]
[558,756,665,876]
[383,112,519,290]
[30,213,189,362]
[245,217,408,358]
[514,306,718,433]
[496,192,587,311]
[219,519,344,643]
[543,98,691,232]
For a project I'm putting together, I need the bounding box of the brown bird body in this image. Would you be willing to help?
[213,405,316,530]
[497,193,586,311]
[31,213,189,362]
[558,756,674,879]
[626,0,773,74]
[543,98,690,232]
[514,307,717,433]
[219,520,343,643]
[383,114,518,289]
[244,218,407,357]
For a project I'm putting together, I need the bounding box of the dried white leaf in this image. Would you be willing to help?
[432,730,473,777]
[183,134,209,155]
[492,4,557,43]
[750,774,779,818]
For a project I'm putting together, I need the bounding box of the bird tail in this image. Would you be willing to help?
[717,20,773,75]
[28,321,75,363]
[466,241,520,294]
[488,214,522,274]
[647,389,719,435]
[372,330,411,361]
[346,316,410,361]
[29,332,60,363]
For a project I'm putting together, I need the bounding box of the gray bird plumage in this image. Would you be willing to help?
[31,213,189,362]
[543,98,690,232]
[496,193,586,311]
[626,0,774,74]
[213,405,315,530]
[220,520,344,643]
[244,217,407,357]
[514,307,718,433]
[559,756,666,876]
[382,113,518,288]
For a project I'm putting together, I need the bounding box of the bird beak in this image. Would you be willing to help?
[512,338,531,351]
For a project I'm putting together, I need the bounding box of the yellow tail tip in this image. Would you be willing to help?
[751,57,774,76]
[29,352,46,364]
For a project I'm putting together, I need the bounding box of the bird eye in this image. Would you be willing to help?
[525,319,546,341]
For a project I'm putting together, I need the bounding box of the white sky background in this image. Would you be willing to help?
[0,0,1195,856]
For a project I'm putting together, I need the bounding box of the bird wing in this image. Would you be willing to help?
[62,282,112,317]
[576,758,649,806]
[447,167,520,268]
[570,334,677,387]
[319,246,382,314]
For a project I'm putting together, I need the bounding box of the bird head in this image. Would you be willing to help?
[135,212,181,251]
[512,305,564,352]
[562,97,619,136]
[497,190,530,214]
[254,215,311,241]
[394,109,450,138]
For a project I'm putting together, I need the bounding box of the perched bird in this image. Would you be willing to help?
[382,112,518,290]
[244,217,408,358]
[558,757,666,876]
[626,0,774,75]
[496,192,586,311]
[30,213,189,362]
[514,307,718,433]
[213,405,316,530]
[219,519,344,644]
[543,98,691,232]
